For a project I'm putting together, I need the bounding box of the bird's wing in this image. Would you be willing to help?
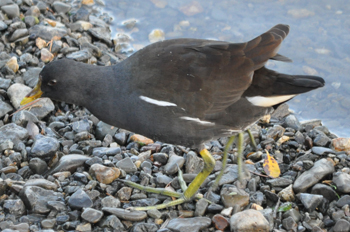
[131,24,290,118]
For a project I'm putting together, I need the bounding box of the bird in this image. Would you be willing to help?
[21,24,325,210]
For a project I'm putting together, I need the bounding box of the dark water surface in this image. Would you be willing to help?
[101,0,350,137]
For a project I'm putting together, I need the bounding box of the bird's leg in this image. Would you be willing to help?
[236,132,244,181]
[208,135,236,192]
[247,129,257,150]
[209,129,255,193]
[120,148,215,210]
[183,148,215,199]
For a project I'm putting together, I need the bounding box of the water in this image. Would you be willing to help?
[101,0,350,137]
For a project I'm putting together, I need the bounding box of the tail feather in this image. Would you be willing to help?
[243,67,325,107]
[244,24,290,70]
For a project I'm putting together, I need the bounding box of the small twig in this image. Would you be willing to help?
[273,197,281,219]
[249,170,269,178]
[10,99,42,116]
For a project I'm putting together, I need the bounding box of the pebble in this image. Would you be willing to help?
[230,209,270,232]
[333,172,350,193]
[298,193,323,212]
[166,217,211,232]
[164,152,185,175]
[81,208,104,223]
[102,208,147,221]
[68,188,93,209]
[293,159,335,193]
[89,163,120,184]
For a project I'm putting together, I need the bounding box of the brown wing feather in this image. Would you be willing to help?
[130,24,290,118]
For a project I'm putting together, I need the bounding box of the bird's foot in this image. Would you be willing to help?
[119,148,215,210]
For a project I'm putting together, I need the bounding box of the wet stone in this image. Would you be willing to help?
[282,216,297,231]
[23,98,55,119]
[0,139,13,152]
[212,214,229,231]
[336,195,350,208]
[81,208,104,223]
[218,164,239,186]
[283,208,301,222]
[267,177,293,188]
[333,219,350,232]
[147,209,162,219]
[313,133,331,146]
[52,1,71,13]
[9,28,29,42]
[66,49,92,61]
[0,100,13,118]
[221,185,249,209]
[299,193,323,212]
[41,219,56,229]
[250,191,265,205]
[31,135,59,160]
[29,157,48,174]
[92,147,121,157]
[293,159,334,193]
[24,16,36,27]
[153,152,168,165]
[284,114,302,131]
[68,188,93,209]
[117,187,132,201]
[99,215,124,230]
[166,217,211,232]
[0,123,28,144]
[102,207,147,221]
[116,157,137,173]
[265,125,285,140]
[89,163,120,184]
[230,209,270,232]
[163,152,185,175]
[185,151,204,174]
[0,21,7,31]
[333,172,350,193]
[311,183,338,202]
[88,27,112,46]
[95,121,118,140]
[195,198,209,216]
[1,4,20,18]
[4,199,26,216]
[45,154,91,176]
[132,223,158,232]
[0,78,11,89]
[47,201,67,212]
[29,25,68,41]
[19,186,64,214]
[7,83,32,109]
[12,110,39,126]
[114,131,127,146]
[312,146,336,155]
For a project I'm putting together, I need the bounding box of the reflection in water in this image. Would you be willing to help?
[103,0,350,137]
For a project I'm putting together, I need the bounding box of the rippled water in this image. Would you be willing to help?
[101,0,350,137]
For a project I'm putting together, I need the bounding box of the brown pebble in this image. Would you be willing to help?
[212,214,229,231]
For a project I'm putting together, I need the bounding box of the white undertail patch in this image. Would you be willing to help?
[140,96,177,107]
[180,116,215,126]
[246,95,296,107]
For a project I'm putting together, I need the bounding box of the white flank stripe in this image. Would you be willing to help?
[246,95,296,107]
[140,96,177,107]
[180,116,215,126]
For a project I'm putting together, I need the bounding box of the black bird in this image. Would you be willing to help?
[21,24,325,210]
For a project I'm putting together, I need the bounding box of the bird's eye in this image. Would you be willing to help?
[48,79,57,86]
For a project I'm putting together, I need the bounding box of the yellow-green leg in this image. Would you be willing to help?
[121,148,215,210]
[210,129,256,192]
